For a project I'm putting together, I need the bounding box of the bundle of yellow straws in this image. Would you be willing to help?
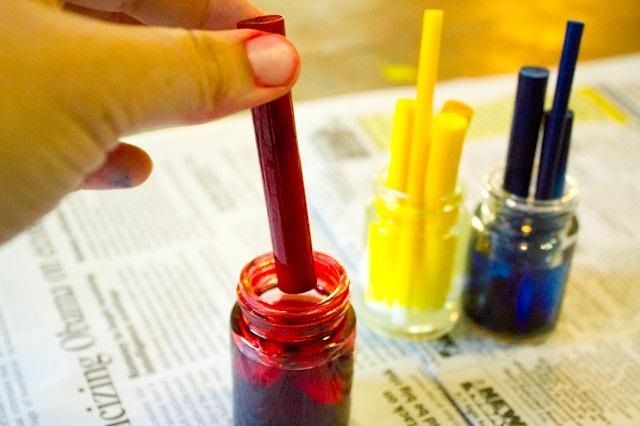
[367,10,473,311]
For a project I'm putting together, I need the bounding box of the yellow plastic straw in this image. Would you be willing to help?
[442,100,474,122]
[367,99,416,305]
[368,195,406,304]
[390,10,443,307]
[424,109,471,203]
[367,206,390,303]
[387,99,416,191]
[405,10,443,202]
[416,110,471,310]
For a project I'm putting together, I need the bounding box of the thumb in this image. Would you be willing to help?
[35,6,300,145]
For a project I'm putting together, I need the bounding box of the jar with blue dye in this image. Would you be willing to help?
[464,168,579,338]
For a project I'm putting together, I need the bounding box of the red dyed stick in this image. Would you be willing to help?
[238,15,316,294]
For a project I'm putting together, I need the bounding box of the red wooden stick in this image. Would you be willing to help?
[238,15,316,294]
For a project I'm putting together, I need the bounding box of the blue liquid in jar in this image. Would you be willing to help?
[464,245,574,336]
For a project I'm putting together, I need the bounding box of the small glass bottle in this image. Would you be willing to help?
[361,172,469,338]
[464,167,579,338]
[230,252,356,426]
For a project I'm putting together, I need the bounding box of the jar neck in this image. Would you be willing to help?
[373,170,465,219]
[236,252,350,343]
[482,167,579,231]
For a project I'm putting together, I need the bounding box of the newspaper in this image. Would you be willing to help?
[1,53,639,425]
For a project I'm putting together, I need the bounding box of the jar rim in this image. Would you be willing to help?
[236,252,351,340]
[484,166,579,213]
[373,168,465,214]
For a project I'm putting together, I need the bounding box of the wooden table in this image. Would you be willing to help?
[256,0,640,100]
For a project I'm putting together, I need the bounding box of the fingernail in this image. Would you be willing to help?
[245,34,299,87]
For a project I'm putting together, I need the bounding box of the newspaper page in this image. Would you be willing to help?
[1,53,639,425]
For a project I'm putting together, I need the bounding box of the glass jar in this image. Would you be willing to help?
[360,172,469,338]
[464,167,579,338]
[230,252,356,426]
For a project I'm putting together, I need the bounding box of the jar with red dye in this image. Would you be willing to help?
[230,252,356,426]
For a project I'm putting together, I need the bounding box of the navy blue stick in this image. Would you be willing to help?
[551,110,574,198]
[535,20,584,200]
[503,66,549,197]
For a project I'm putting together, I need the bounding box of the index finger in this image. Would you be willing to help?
[64,0,263,29]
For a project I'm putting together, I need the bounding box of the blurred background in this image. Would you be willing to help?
[254,0,640,100]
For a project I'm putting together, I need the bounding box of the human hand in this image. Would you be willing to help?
[0,0,299,243]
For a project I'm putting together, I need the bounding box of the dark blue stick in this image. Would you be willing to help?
[535,20,584,200]
[503,66,549,197]
[551,110,574,198]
